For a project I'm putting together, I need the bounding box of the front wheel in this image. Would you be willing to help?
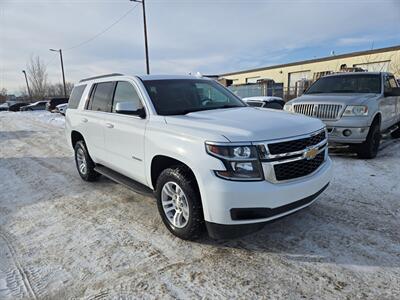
[155,166,204,240]
[356,122,381,159]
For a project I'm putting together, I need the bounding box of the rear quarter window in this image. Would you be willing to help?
[68,85,87,109]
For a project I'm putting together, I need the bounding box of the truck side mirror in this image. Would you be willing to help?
[115,102,146,118]
[384,87,400,97]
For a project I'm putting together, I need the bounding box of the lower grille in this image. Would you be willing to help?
[293,103,342,120]
[274,152,325,181]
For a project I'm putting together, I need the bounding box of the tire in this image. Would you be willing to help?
[356,121,381,159]
[391,123,400,138]
[155,166,204,240]
[74,140,101,181]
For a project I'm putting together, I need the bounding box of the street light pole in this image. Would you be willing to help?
[22,70,32,100]
[50,48,67,97]
[130,0,150,74]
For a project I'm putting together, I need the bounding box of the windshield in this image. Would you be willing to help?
[306,74,381,94]
[142,79,245,115]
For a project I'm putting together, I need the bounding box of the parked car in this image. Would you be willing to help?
[55,103,68,115]
[46,97,69,112]
[284,72,400,158]
[0,103,9,111]
[242,96,285,109]
[20,101,48,111]
[66,74,332,240]
[8,102,28,112]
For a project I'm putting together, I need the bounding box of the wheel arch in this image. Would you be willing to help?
[71,130,85,148]
[150,155,200,193]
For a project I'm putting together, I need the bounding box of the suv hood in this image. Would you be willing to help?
[288,93,379,106]
[165,107,324,142]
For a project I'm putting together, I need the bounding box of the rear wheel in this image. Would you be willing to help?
[155,166,204,240]
[356,122,381,159]
[74,141,101,181]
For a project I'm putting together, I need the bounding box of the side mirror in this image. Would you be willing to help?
[115,102,146,118]
[384,87,400,97]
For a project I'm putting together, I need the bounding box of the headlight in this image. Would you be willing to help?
[205,143,263,181]
[283,103,293,112]
[342,105,368,116]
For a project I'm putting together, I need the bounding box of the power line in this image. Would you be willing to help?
[64,4,139,51]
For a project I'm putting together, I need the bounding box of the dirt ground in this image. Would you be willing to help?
[0,111,399,299]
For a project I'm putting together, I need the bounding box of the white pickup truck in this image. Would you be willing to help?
[65,74,332,240]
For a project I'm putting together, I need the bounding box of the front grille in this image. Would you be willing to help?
[293,103,342,120]
[274,152,325,181]
[268,130,326,155]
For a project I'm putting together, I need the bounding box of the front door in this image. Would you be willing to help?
[103,81,148,185]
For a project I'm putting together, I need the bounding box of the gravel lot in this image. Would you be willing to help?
[0,111,399,299]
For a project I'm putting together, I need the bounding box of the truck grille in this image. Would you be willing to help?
[274,152,325,181]
[268,130,326,155]
[256,129,328,183]
[293,104,342,120]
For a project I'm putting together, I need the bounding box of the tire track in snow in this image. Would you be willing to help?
[0,230,37,299]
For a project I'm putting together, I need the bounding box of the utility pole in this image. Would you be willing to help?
[50,48,67,97]
[22,70,32,100]
[130,0,150,74]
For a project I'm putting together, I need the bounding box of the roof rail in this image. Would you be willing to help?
[79,73,124,83]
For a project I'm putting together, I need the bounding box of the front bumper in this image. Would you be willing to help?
[206,183,329,239]
[327,126,369,143]
[200,157,332,238]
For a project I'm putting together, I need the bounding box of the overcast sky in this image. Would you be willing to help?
[1,0,399,94]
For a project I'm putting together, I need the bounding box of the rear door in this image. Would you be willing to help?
[82,81,115,164]
[102,81,148,185]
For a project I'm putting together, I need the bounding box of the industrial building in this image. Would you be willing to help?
[219,45,400,99]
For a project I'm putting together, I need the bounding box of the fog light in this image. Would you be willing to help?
[343,129,352,137]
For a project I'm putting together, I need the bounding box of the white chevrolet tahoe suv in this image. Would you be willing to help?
[65,74,332,240]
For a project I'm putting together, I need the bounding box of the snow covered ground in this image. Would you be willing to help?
[0,111,399,299]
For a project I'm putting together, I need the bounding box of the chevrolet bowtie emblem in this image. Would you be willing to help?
[304,147,318,160]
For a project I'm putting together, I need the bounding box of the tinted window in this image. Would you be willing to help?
[388,77,398,88]
[89,82,115,112]
[142,79,245,115]
[112,81,143,112]
[306,74,381,94]
[68,85,86,109]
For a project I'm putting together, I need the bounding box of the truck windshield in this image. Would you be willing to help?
[142,79,245,115]
[306,74,381,94]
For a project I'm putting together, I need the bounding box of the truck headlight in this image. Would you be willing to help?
[283,103,293,112]
[205,143,263,181]
[342,105,368,116]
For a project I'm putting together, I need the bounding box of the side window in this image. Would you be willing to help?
[384,77,392,92]
[112,81,143,112]
[88,82,115,112]
[388,76,398,88]
[68,85,86,109]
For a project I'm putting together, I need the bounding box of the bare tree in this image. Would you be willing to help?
[0,88,7,103]
[27,56,48,100]
[46,82,74,97]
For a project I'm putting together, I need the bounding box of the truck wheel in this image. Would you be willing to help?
[155,166,204,240]
[356,122,381,159]
[74,140,101,181]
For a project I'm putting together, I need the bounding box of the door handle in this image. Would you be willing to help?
[81,118,88,123]
[105,123,114,128]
